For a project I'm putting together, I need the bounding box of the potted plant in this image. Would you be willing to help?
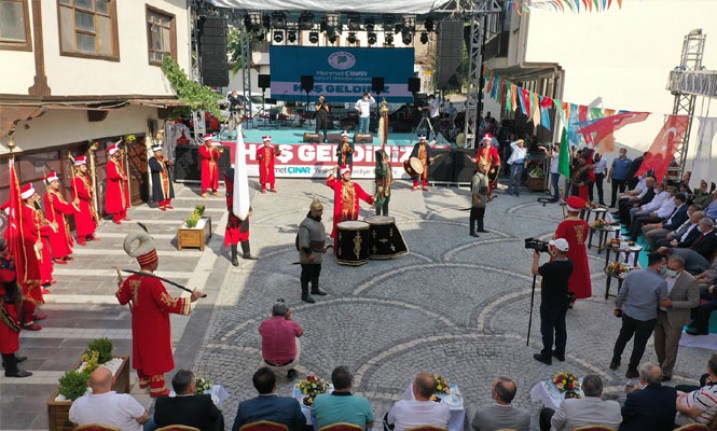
[177,206,212,250]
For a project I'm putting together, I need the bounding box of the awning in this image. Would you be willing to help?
[204,0,453,14]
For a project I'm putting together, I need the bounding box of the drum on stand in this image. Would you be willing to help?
[336,221,370,266]
[364,215,409,259]
[403,157,424,177]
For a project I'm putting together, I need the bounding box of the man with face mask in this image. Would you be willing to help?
[611,252,668,378]
[653,255,700,381]
[531,238,573,365]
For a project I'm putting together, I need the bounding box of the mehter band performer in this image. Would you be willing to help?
[105,143,131,224]
[149,145,175,211]
[223,169,255,266]
[327,166,374,250]
[42,172,75,264]
[199,134,222,198]
[0,240,31,377]
[410,135,435,192]
[71,156,99,246]
[256,136,281,193]
[298,198,328,304]
[554,196,592,307]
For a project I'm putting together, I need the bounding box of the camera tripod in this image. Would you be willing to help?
[414,109,437,140]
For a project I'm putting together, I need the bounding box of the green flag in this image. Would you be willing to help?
[505,82,513,112]
[558,127,571,178]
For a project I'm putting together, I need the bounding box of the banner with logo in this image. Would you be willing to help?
[269,46,415,103]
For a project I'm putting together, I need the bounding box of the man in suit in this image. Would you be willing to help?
[642,193,689,249]
[153,369,224,431]
[539,375,621,431]
[659,218,717,275]
[619,362,677,431]
[470,376,530,431]
[654,207,703,249]
[231,367,306,431]
[617,176,655,223]
[654,255,700,380]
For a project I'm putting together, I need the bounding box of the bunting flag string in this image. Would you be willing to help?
[503,0,624,13]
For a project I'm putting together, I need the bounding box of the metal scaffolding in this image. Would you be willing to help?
[239,29,253,128]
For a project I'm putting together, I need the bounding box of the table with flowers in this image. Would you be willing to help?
[529,372,583,411]
[293,375,332,430]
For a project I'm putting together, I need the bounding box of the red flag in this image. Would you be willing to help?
[577,105,592,145]
[7,159,28,283]
[635,115,689,183]
[576,112,650,154]
[519,88,532,116]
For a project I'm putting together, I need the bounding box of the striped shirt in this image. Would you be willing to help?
[685,385,717,424]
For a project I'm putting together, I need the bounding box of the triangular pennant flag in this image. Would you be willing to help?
[518,87,529,116]
[485,72,494,94]
[510,84,518,112]
[540,96,553,131]
[505,82,512,112]
[559,128,571,178]
[589,107,604,120]
[531,91,541,126]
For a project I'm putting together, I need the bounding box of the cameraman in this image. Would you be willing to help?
[259,299,303,379]
[531,238,573,365]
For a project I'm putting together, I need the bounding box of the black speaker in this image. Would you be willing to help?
[301,75,314,93]
[436,19,464,91]
[428,148,454,183]
[453,149,478,183]
[408,78,421,94]
[354,133,373,144]
[199,16,228,87]
[327,133,343,144]
[339,118,356,130]
[371,77,385,94]
[303,133,321,143]
[258,74,271,89]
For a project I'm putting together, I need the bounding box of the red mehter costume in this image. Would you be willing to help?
[105,145,130,223]
[554,196,593,300]
[223,170,250,247]
[476,136,501,193]
[19,189,54,318]
[43,174,74,261]
[410,139,432,190]
[327,167,374,242]
[0,257,21,356]
[71,157,98,243]
[256,136,280,193]
[199,136,221,195]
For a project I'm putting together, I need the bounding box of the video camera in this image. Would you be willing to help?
[524,238,549,253]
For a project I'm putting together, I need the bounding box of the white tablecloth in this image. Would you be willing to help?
[529,380,584,411]
[401,384,466,431]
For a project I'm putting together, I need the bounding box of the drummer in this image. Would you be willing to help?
[327,165,375,253]
[375,148,392,216]
[410,135,436,192]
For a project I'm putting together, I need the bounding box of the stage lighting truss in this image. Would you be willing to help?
[420,31,429,44]
[401,15,416,32]
[287,28,298,43]
[385,33,394,45]
[367,32,377,45]
[247,12,263,31]
[308,31,319,44]
[272,12,287,29]
[347,13,361,31]
[383,14,396,30]
[299,12,315,31]
[273,29,284,43]
[365,18,375,32]
[325,13,341,30]
[347,32,357,44]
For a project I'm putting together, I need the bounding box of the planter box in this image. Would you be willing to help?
[177,216,212,251]
[526,176,545,192]
[47,355,130,431]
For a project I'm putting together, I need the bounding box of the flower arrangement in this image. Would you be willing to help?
[434,375,450,394]
[195,375,212,394]
[552,371,579,393]
[592,218,607,229]
[124,135,137,142]
[606,262,631,277]
[297,374,331,406]
[587,201,597,208]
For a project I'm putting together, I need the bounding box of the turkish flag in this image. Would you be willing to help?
[576,112,650,154]
[635,115,689,183]
[519,88,532,116]
[6,160,27,283]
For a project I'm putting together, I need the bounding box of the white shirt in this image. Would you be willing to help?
[354,96,375,118]
[69,391,145,431]
[507,141,527,165]
[551,151,560,174]
[593,158,607,175]
[428,99,440,118]
[641,190,669,212]
[655,198,676,219]
[387,399,451,431]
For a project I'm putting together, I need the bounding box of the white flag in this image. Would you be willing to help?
[689,117,717,191]
[233,125,251,220]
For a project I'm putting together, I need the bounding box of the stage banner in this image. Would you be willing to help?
[269,46,415,103]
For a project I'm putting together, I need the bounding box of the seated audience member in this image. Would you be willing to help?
[642,194,689,248]
[619,362,676,431]
[676,354,717,426]
[539,375,621,431]
[386,372,450,431]
[617,176,655,222]
[312,366,374,430]
[654,209,703,250]
[704,191,717,220]
[259,299,303,379]
[69,367,149,431]
[659,217,717,275]
[687,283,717,336]
[152,369,224,431]
[231,367,306,431]
[693,180,715,209]
[470,376,530,431]
[627,184,675,239]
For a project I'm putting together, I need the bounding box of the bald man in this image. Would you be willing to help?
[471,377,530,431]
[387,372,450,431]
[70,367,149,431]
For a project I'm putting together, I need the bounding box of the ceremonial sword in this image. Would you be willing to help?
[119,269,207,298]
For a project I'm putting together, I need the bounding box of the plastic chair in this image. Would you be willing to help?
[318,423,365,431]
[74,425,122,431]
[674,424,709,431]
[405,427,448,431]
[711,414,717,431]
[572,426,617,431]
[155,426,201,431]
[240,420,289,431]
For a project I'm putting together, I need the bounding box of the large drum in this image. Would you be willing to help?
[403,157,424,177]
[365,215,409,259]
[336,221,370,266]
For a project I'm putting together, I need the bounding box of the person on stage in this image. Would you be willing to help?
[554,196,592,307]
[336,132,354,168]
[71,156,98,246]
[374,148,392,216]
[149,145,175,211]
[410,135,436,192]
[42,172,74,265]
[470,162,492,237]
[298,198,329,303]
[326,166,374,250]
[468,134,501,193]
[223,169,255,267]
[0,240,31,377]
[315,95,331,143]
[354,93,375,134]
[116,231,204,397]
[256,136,281,193]
[199,134,222,198]
[105,143,130,224]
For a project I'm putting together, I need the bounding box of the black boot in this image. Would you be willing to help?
[477,218,486,233]
[230,244,239,267]
[301,281,315,303]
[311,279,327,296]
[241,241,256,260]
[2,354,32,378]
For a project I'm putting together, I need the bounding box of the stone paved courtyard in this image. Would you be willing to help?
[0,178,713,430]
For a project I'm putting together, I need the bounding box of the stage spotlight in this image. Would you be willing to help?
[319,20,327,32]
[299,12,315,30]
[420,31,429,44]
[383,14,396,29]
[247,12,262,31]
[394,23,402,34]
[385,33,394,44]
[287,29,297,43]
[272,12,287,29]
[255,30,266,41]
[424,17,434,32]
[401,14,416,31]
[273,29,284,43]
[367,32,377,45]
[347,13,361,31]
[262,14,271,29]
[325,13,341,29]
[402,29,413,45]
[347,32,357,44]
[365,18,375,32]
[309,31,319,44]
[329,33,337,44]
